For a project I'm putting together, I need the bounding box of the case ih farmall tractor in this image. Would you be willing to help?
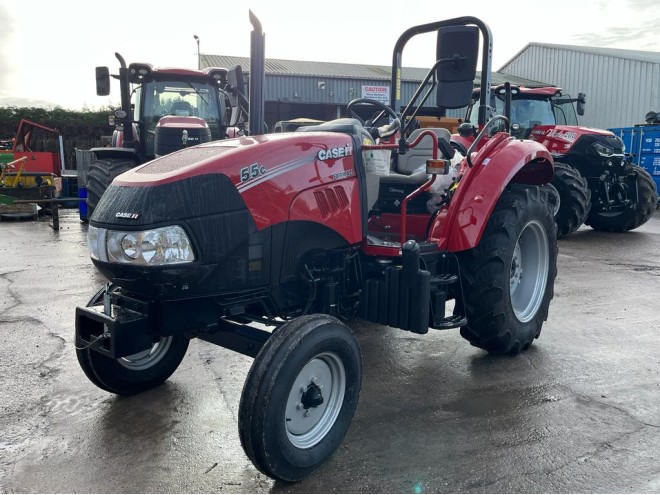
[87,50,249,218]
[454,84,658,237]
[75,14,558,482]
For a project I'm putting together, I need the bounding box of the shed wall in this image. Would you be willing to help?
[499,45,660,129]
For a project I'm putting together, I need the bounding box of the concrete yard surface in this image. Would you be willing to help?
[1,209,659,493]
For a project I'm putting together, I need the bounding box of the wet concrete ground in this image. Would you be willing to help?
[1,209,659,493]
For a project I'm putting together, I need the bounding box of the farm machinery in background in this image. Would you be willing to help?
[76,12,559,482]
[0,119,67,225]
[453,84,658,237]
[85,43,253,218]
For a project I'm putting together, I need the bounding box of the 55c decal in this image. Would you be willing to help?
[240,163,267,182]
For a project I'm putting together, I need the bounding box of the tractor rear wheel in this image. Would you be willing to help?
[586,164,658,232]
[239,314,362,482]
[75,285,189,395]
[550,161,591,237]
[86,158,137,219]
[456,185,557,355]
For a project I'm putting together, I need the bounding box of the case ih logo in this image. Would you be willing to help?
[549,130,578,142]
[318,145,353,161]
[115,212,140,219]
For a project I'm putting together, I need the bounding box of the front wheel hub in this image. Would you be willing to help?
[301,382,324,409]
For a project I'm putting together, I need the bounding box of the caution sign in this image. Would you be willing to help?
[361,85,390,104]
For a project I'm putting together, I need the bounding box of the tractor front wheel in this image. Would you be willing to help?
[239,314,362,482]
[586,164,658,232]
[86,158,137,219]
[550,161,591,237]
[456,185,557,355]
[75,285,189,395]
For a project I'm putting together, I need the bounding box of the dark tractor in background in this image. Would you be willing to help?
[454,84,658,237]
[87,54,249,218]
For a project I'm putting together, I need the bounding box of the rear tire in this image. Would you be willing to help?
[86,158,137,218]
[75,285,189,395]
[586,164,658,232]
[456,185,557,355]
[551,161,591,238]
[239,314,362,482]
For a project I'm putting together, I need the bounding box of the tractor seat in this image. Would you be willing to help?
[384,127,452,184]
[171,101,195,116]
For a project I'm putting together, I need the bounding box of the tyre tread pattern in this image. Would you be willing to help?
[551,161,591,237]
[457,185,558,355]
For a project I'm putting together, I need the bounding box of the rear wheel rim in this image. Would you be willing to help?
[510,220,549,323]
[284,352,346,449]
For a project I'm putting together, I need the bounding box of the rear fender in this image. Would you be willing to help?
[429,136,553,252]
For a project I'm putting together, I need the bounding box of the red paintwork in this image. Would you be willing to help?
[430,134,553,252]
[528,125,613,154]
[115,127,552,254]
[115,132,364,245]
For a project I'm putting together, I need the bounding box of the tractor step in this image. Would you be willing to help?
[431,314,467,330]
[430,274,458,286]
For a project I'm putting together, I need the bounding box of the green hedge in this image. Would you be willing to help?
[0,106,113,169]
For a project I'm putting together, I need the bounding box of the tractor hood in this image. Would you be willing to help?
[529,125,614,154]
[93,131,361,232]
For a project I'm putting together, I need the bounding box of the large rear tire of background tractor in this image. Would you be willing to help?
[585,164,658,232]
[455,185,557,355]
[86,158,137,219]
[75,285,189,395]
[239,314,362,482]
[550,161,591,238]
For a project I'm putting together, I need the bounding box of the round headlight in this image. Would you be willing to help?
[120,233,139,259]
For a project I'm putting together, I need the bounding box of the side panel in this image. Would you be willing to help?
[429,137,553,252]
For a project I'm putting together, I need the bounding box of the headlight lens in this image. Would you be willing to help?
[592,142,614,157]
[88,225,195,265]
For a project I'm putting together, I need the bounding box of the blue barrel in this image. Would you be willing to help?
[78,186,88,221]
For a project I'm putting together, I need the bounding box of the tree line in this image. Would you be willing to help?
[0,107,112,169]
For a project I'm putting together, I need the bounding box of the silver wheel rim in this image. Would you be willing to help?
[285,352,346,449]
[510,220,549,323]
[117,336,173,370]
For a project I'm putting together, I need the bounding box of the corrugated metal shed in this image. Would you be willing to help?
[200,53,550,114]
[498,43,660,129]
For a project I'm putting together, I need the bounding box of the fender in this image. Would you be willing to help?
[429,134,553,252]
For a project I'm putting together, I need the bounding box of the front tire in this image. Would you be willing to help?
[456,185,557,355]
[586,164,658,232]
[239,314,362,482]
[86,158,137,218]
[551,161,591,238]
[75,285,189,395]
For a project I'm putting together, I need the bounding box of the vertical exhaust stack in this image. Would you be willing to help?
[249,10,265,136]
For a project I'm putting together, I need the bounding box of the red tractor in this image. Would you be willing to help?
[86,46,250,218]
[454,84,658,237]
[75,14,558,481]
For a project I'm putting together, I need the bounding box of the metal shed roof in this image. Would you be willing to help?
[499,42,660,70]
[200,54,550,87]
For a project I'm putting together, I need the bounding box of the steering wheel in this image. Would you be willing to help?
[346,98,401,138]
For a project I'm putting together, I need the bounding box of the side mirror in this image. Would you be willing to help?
[96,67,110,96]
[435,26,479,109]
[576,92,586,116]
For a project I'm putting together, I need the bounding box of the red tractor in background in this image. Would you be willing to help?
[76,13,558,482]
[87,49,250,218]
[454,84,658,237]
